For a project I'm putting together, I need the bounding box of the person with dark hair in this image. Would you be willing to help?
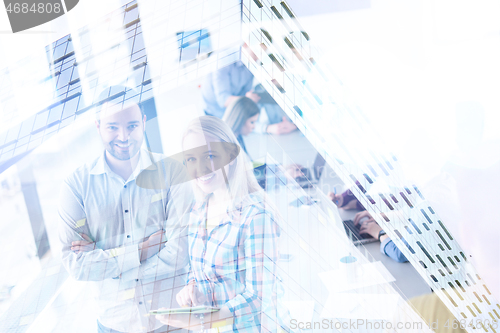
[201,62,297,135]
[222,96,260,159]
[58,85,193,333]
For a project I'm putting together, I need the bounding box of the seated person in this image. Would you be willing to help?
[328,191,409,263]
[284,164,309,183]
[156,116,284,332]
[222,96,260,160]
[328,188,366,211]
[255,103,297,135]
[252,84,297,135]
[202,61,260,118]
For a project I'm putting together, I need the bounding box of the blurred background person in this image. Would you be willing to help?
[223,96,260,160]
[328,190,409,263]
[201,62,260,118]
[252,84,297,135]
[201,62,297,135]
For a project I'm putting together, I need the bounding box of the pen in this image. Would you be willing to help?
[334,187,339,205]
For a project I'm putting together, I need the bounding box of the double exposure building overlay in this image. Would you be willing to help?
[0,0,497,332]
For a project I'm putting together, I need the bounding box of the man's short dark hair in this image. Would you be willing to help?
[95,85,144,122]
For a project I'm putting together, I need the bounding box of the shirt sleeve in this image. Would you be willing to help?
[241,70,254,95]
[224,211,280,323]
[186,269,195,285]
[123,224,190,281]
[380,238,409,263]
[58,179,141,281]
[121,160,194,281]
[213,66,235,108]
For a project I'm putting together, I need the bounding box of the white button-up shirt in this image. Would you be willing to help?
[58,149,193,332]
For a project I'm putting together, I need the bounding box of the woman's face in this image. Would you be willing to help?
[240,113,259,136]
[183,132,233,195]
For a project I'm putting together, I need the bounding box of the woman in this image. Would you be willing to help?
[156,116,283,332]
[222,96,260,159]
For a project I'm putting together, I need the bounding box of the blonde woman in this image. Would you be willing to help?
[156,116,284,332]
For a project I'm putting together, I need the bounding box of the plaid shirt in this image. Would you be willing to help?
[187,194,282,332]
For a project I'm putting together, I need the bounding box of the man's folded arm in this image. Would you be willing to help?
[58,181,141,281]
[121,163,193,281]
[121,225,189,281]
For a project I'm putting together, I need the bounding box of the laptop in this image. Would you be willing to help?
[289,180,378,246]
[342,219,378,245]
[260,155,375,247]
[294,153,326,188]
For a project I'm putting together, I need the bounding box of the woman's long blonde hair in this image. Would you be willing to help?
[182,116,263,209]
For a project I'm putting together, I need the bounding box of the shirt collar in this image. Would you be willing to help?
[90,149,157,179]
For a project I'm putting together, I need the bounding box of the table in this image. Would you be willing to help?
[338,207,430,300]
[245,130,431,301]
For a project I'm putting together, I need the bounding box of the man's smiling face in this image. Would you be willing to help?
[96,103,146,161]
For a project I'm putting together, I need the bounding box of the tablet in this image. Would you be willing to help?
[150,306,220,316]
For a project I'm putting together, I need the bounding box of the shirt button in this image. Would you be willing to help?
[124,185,127,188]
[127,235,131,238]
[139,302,143,305]
[135,279,139,282]
[125,210,129,213]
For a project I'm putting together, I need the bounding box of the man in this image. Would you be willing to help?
[202,62,297,135]
[202,61,260,118]
[58,86,192,332]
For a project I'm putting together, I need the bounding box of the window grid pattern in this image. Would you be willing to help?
[128,0,243,96]
[0,0,153,173]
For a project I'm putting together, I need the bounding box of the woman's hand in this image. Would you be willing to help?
[267,117,297,135]
[176,281,205,307]
[327,192,344,207]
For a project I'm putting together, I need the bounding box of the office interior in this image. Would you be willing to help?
[1,0,500,332]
